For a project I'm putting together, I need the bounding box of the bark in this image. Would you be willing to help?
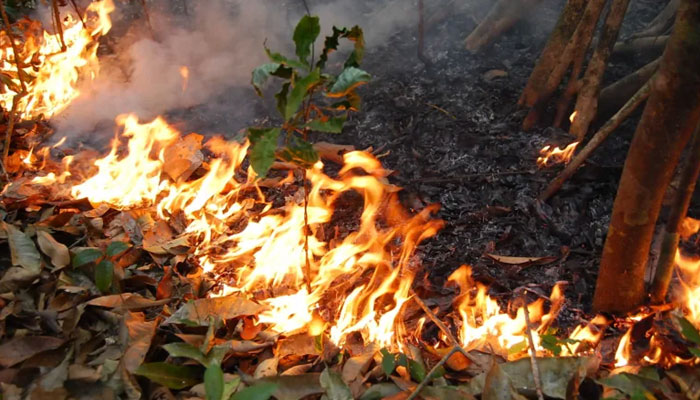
[597,58,660,121]
[613,35,669,58]
[570,0,632,140]
[522,0,606,131]
[593,0,700,313]
[650,124,700,304]
[519,0,586,108]
[630,0,679,39]
[539,80,651,202]
[464,0,544,53]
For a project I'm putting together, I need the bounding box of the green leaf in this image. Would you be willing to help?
[278,138,319,169]
[247,127,281,177]
[679,317,700,346]
[317,26,365,70]
[206,344,231,367]
[293,15,320,64]
[327,67,370,97]
[284,68,321,120]
[231,382,278,400]
[252,63,283,96]
[2,222,41,272]
[163,342,207,365]
[72,248,103,268]
[540,334,562,356]
[305,116,346,133]
[205,364,224,400]
[265,48,309,70]
[407,359,426,382]
[133,362,200,389]
[320,368,352,400]
[275,82,290,118]
[94,260,114,293]
[507,340,528,355]
[106,241,130,257]
[380,348,396,376]
[690,347,700,357]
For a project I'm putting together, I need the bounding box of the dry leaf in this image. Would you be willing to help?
[37,230,70,269]
[484,253,558,267]
[0,336,66,368]
[240,317,262,340]
[162,133,204,182]
[122,312,158,373]
[87,293,170,310]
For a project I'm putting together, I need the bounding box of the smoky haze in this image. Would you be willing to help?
[53,0,438,138]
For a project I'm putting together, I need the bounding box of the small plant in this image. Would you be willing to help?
[72,241,130,293]
[247,14,370,177]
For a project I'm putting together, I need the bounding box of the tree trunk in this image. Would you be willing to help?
[519,0,586,108]
[569,0,631,140]
[593,0,700,313]
[629,0,679,39]
[650,124,700,304]
[521,0,606,131]
[464,0,544,53]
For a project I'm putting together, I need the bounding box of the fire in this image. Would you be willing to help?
[43,114,443,348]
[180,66,189,93]
[569,111,577,123]
[447,266,572,358]
[0,0,114,119]
[537,141,579,167]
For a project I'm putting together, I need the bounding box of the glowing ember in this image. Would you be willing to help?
[0,0,114,119]
[180,66,189,92]
[569,110,577,123]
[537,141,578,167]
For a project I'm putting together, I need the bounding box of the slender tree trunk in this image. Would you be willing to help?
[570,0,631,140]
[464,0,544,53]
[597,58,660,121]
[593,0,700,313]
[650,124,700,303]
[522,0,606,131]
[629,0,679,39]
[519,0,586,108]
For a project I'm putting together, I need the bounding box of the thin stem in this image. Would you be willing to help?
[406,346,459,400]
[522,300,545,400]
[0,0,27,93]
[69,0,86,29]
[52,0,67,52]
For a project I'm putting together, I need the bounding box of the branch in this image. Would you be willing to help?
[538,78,651,202]
[522,300,545,400]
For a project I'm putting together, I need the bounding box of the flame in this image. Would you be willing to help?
[0,0,114,119]
[569,111,577,124]
[49,115,443,348]
[180,66,189,93]
[537,141,578,167]
[447,265,572,358]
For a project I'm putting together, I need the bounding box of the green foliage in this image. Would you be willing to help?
[231,382,278,400]
[72,240,131,293]
[247,15,370,177]
[678,316,700,357]
[540,329,580,356]
[205,364,225,400]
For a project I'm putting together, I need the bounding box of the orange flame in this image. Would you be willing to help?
[537,141,579,167]
[0,0,114,119]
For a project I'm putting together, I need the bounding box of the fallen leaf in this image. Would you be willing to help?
[39,347,73,390]
[165,295,263,326]
[162,133,204,182]
[359,383,401,400]
[254,357,278,379]
[87,293,170,310]
[133,362,200,390]
[2,222,41,272]
[241,317,262,340]
[321,368,353,400]
[231,382,278,400]
[484,253,558,267]
[36,230,70,269]
[0,336,66,368]
[122,312,158,372]
[482,69,508,82]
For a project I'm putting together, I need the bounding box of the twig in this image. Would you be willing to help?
[51,0,67,52]
[521,299,545,400]
[406,346,459,400]
[302,169,312,293]
[69,0,86,28]
[0,0,27,93]
[2,96,20,169]
[538,78,651,202]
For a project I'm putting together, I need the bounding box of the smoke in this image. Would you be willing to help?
[52,0,438,138]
